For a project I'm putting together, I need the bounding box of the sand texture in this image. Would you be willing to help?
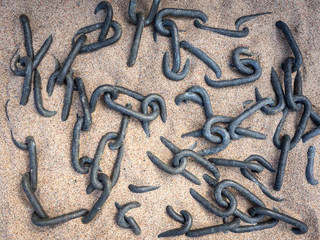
[0,0,320,239]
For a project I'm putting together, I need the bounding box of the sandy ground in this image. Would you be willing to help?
[0,0,320,239]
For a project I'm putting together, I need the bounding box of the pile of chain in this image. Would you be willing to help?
[8,1,166,232]
[7,0,319,238]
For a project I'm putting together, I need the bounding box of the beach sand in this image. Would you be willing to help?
[0,0,319,239]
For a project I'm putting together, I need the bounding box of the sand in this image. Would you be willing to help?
[0,0,319,239]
